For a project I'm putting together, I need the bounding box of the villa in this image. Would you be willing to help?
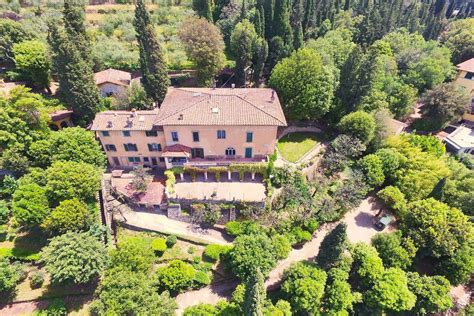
[454,58,474,122]
[91,87,287,169]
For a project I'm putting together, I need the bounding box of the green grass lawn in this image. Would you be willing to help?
[277,132,323,163]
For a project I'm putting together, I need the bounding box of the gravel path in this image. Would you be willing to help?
[175,197,386,314]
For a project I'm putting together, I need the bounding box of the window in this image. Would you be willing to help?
[191,148,204,158]
[246,132,253,142]
[171,131,179,142]
[217,130,226,139]
[101,131,110,137]
[145,131,158,137]
[105,144,116,152]
[148,143,162,152]
[159,157,165,162]
[225,147,236,156]
[128,157,141,163]
[464,72,474,80]
[122,131,131,137]
[193,132,200,142]
[245,147,252,158]
[124,143,138,151]
[143,157,150,162]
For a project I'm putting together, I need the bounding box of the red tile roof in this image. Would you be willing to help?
[49,109,73,121]
[155,88,287,126]
[457,58,474,73]
[90,110,159,131]
[94,68,131,86]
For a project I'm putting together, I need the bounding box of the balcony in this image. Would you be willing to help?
[186,155,267,167]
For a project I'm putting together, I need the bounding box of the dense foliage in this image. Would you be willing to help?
[40,232,107,284]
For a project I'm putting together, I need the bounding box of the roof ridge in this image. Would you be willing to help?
[236,95,286,125]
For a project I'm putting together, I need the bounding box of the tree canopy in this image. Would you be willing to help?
[269,48,334,120]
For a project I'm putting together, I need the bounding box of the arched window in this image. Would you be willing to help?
[225,147,236,156]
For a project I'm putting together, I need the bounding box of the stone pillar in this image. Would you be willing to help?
[228,171,232,180]
[204,171,208,181]
[180,173,184,181]
[252,172,255,181]
[229,207,236,221]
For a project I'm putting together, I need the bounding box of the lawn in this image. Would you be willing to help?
[277,132,323,163]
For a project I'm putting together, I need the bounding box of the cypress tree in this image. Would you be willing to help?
[252,38,268,86]
[134,0,169,104]
[263,0,275,39]
[291,0,304,49]
[243,268,266,316]
[48,22,100,125]
[316,223,348,271]
[231,20,257,87]
[193,0,214,22]
[303,0,316,38]
[273,0,293,49]
[63,0,91,62]
[255,0,265,37]
[241,0,248,20]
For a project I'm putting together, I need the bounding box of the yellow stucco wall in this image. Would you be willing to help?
[97,130,167,167]
[455,70,474,122]
[162,125,278,158]
[96,125,278,168]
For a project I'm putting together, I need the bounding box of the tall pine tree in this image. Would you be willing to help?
[48,22,100,125]
[291,0,304,49]
[243,268,266,316]
[134,0,169,104]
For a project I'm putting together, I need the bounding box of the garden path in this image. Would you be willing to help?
[175,196,387,314]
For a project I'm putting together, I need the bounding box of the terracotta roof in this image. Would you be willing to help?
[94,68,131,87]
[163,144,192,153]
[90,110,159,131]
[155,88,287,126]
[457,58,474,73]
[49,109,73,121]
[388,119,408,135]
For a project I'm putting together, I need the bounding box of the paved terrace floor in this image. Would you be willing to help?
[172,174,266,202]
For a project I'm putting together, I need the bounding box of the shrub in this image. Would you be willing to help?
[187,246,196,254]
[271,235,292,259]
[204,244,232,262]
[0,201,9,224]
[164,170,176,194]
[155,260,196,294]
[290,227,312,245]
[166,235,177,248]
[304,218,319,233]
[29,271,45,289]
[358,154,385,188]
[225,220,261,236]
[193,270,211,287]
[152,238,167,255]
[34,298,67,316]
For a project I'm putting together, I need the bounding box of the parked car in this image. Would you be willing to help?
[374,214,395,230]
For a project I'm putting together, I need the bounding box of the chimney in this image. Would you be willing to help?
[130,108,137,117]
[271,90,275,102]
[126,117,133,128]
[231,83,235,89]
[107,121,113,128]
